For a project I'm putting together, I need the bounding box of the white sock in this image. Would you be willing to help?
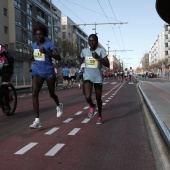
[35,118,40,122]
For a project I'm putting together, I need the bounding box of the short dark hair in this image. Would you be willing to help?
[32,23,48,37]
[88,34,98,43]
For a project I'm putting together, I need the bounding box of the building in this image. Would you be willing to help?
[0,0,61,83]
[61,16,88,66]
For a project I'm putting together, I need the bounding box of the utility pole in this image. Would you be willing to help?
[106,41,110,55]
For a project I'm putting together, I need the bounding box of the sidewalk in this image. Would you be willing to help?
[138,81,170,149]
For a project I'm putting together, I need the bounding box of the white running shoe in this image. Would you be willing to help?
[29,121,42,129]
[56,103,63,117]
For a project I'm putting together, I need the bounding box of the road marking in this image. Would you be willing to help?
[45,143,65,156]
[83,106,89,109]
[63,118,73,123]
[111,82,117,84]
[81,118,90,123]
[75,111,83,115]
[45,127,59,135]
[19,94,26,98]
[105,100,109,102]
[14,142,38,155]
[68,128,81,135]
[103,103,106,105]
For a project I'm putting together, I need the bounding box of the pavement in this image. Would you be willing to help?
[138,80,170,149]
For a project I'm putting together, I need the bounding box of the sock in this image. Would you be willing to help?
[35,118,40,122]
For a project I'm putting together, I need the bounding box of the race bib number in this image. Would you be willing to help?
[33,49,45,61]
[85,56,98,68]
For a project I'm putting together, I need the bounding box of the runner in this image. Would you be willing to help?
[62,63,69,89]
[69,64,76,87]
[124,68,128,81]
[129,67,133,84]
[29,23,63,129]
[80,34,110,124]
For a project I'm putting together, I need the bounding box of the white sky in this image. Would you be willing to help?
[53,0,165,69]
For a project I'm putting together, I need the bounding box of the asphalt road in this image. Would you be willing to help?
[0,79,156,170]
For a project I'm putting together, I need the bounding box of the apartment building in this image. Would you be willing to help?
[0,0,61,82]
[61,16,88,65]
[164,23,170,66]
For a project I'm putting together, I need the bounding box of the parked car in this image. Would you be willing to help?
[148,72,157,78]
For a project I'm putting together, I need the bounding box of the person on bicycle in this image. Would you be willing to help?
[0,44,14,115]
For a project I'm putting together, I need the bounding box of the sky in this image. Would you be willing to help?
[53,0,165,69]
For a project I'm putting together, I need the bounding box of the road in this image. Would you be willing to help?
[0,79,156,170]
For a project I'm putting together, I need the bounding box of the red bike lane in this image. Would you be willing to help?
[0,81,155,170]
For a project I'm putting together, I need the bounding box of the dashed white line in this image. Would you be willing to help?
[83,106,89,109]
[63,118,73,123]
[75,111,83,115]
[14,142,38,155]
[45,143,65,156]
[68,128,81,135]
[81,118,90,123]
[105,100,109,102]
[102,103,106,105]
[45,127,59,135]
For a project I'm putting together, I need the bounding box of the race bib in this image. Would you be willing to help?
[85,56,98,68]
[33,49,45,61]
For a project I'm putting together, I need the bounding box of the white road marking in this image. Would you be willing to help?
[105,100,109,102]
[102,103,106,105]
[75,111,83,115]
[68,128,81,135]
[81,118,90,123]
[111,82,117,84]
[63,118,73,123]
[83,106,89,109]
[14,142,38,155]
[45,127,59,135]
[19,94,26,98]
[45,143,65,156]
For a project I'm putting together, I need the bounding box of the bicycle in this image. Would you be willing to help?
[0,80,17,116]
[0,44,17,116]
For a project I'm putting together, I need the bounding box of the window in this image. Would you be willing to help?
[28,31,33,45]
[4,8,7,16]
[16,26,22,42]
[27,2,32,15]
[14,0,21,8]
[15,9,22,26]
[27,16,32,30]
[4,26,8,34]
[63,32,66,39]
[62,25,66,30]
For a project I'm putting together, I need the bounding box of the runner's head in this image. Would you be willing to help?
[33,23,48,43]
[88,34,98,50]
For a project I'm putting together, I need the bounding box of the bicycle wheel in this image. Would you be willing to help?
[6,83,17,116]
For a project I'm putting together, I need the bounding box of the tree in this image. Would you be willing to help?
[60,40,80,66]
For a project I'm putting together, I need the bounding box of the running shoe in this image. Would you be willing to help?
[96,115,103,125]
[56,103,63,117]
[29,121,42,129]
[88,104,96,118]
